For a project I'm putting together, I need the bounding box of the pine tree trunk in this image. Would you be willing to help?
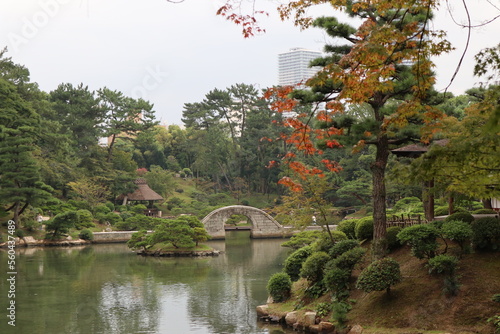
[423,180,434,222]
[371,135,389,259]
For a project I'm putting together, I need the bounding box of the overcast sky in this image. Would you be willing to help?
[1,0,499,125]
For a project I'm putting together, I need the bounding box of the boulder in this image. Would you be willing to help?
[304,311,317,327]
[24,236,36,244]
[319,321,335,333]
[285,311,298,326]
[309,324,321,333]
[348,324,363,334]
[256,305,269,317]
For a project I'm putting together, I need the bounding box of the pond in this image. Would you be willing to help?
[0,231,296,334]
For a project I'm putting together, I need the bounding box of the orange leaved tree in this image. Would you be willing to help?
[260,1,451,257]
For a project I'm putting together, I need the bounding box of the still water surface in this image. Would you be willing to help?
[0,231,296,334]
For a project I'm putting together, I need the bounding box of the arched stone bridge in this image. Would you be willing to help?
[201,205,285,239]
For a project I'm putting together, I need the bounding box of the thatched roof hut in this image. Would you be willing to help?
[117,178,163,206]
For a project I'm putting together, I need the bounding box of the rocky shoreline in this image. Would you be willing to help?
[256,304,364,334]
[0,236,91,248]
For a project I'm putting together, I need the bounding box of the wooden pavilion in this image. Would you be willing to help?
[117,178,164,216]
[391,139,449,222]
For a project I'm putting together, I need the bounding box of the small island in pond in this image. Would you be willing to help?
[127,215,219,257]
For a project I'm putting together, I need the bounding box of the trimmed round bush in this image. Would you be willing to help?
[473,208,497,214]
[120,211,134,221]
[130,204,147,214]
[284,245,313,281]
[76,209,94,229]
[104,202,115,212]
[312,231,347,253]
[94,204,111,215]
[78,229,94,241]
[331,247,366,273]
[427,254,458,276]
[471,217,500,251]
[329,239,360,259]
[323,267,350,298]
[355,217,373,240]
[281,230,322,249]
[445,211,474,224]
[397,224,440,259]
[356,257,402,294]
[300,251,330,283]
[337,219,357,239]
[441,220,473,252]
[100,212,122,226]
[386,226,403,250]
[434,206,450,216]
[267,272,292,302]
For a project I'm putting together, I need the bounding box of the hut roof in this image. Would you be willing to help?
[391,139,449,158]
[118,178,163,201]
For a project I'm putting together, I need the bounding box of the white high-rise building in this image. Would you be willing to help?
[278,47,323,86]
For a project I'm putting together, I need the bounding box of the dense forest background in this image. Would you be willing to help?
[0,46,498,232]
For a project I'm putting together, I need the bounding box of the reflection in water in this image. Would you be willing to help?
[0,232,294,334]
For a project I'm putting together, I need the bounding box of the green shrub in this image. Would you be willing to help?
[331,247,366,273]
[45,211,79,240]
[428,254,460,296]
[397,224,440,259]
[281,230,322,249]
[323,267,350,299]
[331,301,351,329]
[329,239,360,258]
[429,220,444,230]
[434,206,449,216]
[315,302,332,318]
[428,254,459,275]
[119,211,134,221]
[100,212,122,226]
[445,211,474,224]
[355,217,373,240]
[284,246,313,281]
[337,219,357,239]
[386,226,403,250]
[471,217,500,251]
[75,209,95,229]
[300,251,330,284]
[15,229,25,238]
[130,204,147,214]
[115,215,155,231]
[78,229,94,241]
[207,193,232,206]
[441,220,473,252]
[104,202,115,212]
[127,230,150,251]
[94,204,111,215]
[312,231,347,253]
[356,257,402,294]
[473,208,497,214]
[167,197,184,210]
[487,314,500,334]
[492,294,500,303]
[267,272,292,302]
[392,197,424,215]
